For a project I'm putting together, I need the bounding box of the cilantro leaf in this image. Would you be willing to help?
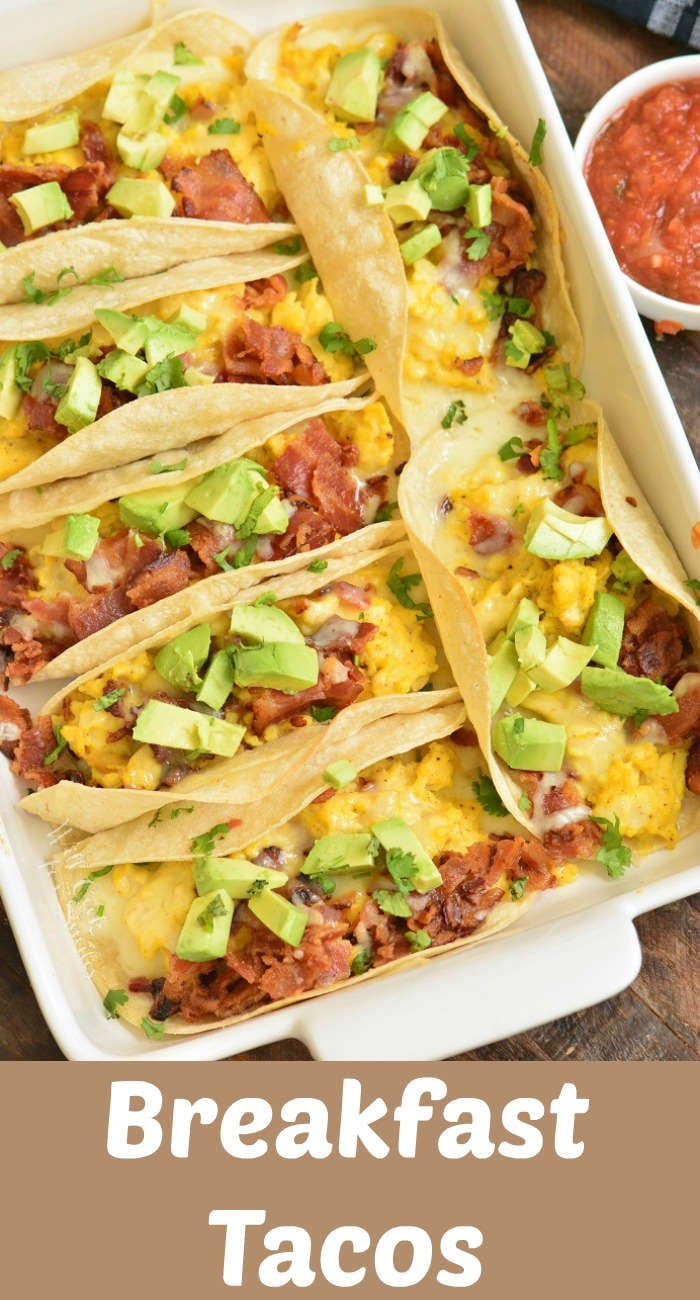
[72,864,113,904]
[44,719,68,767]
[481,290,505,321]
[539,416,564,481]
[246,878,269,898]
[454,122,479,161]
[442,399,468,429]
[174,41,203,65]
[464,226,491,260]
[685,579,700,607]
[92,688,125,712]
[386,846,418,894]
[295,262,318,283]
[22,266,79,305]
[351,947,374,976]
[103,988,128,1019]
[373,889,412,918]
[190,823,230,855]
[197,893,228,931]
[273,236,302,255]
[375,500,400,522]
[509,877,528,901]
[208,117,240,135]
[406,929,431,952]
[307,558,328,573]
[164,93,187,125]
[85,266,125,287]
[544,362,585,402]
[592,814,632,878]
[387,557,432,620]
[57,331,91,361]
[164,527,191,548]
[563,422,597,447]
[149,456,188,475]
[472,773,508,817]
[13,342,50,392]
[141,1017,165,1039]
[498,435,525,462]
[314,873,337,898]
[310,704,338,723]
[136,357,187,398]
[528,117,547,166]
[318,321,377,357]
[1,547,22,571]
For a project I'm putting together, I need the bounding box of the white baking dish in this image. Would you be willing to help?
[0,0,698,1061]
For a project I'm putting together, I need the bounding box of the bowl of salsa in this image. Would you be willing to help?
[575,55,700,332]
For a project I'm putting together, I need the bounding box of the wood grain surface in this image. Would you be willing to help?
[0,0,697,1062]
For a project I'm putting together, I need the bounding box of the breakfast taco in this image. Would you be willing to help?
[0,250,368,493]
[0,8,298,304]
[399,384,700,869]
[52,701,570,1036]
[246,6,580,440]
[0,395,404,683]
[5,539,456,832]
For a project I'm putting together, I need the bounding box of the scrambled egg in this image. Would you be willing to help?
[112,860,195,962]
[404,258,499,390]
[270,278,356,382]
[326,401,395,476]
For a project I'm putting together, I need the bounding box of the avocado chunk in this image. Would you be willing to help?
[370,816,442,893]
[118,483,196,536]
[514,623,547,672]
[102,70,149,124]
[23,109,80,154]
[194,856,288,899]
[400,223,442,265]
[95,308,148,355]
[0,349,21,421]
[251,492,288,536]
[492,714,567,772]
[116,129,168,172]
[384,178,432,227]
[97,349,149,394]
[144,319,200,366]
[232,643,319,693]
[529,636,595,691]
[229,603,304,645]
[488,638,518,714]
[323,759,357,789]
[184,459,267,527]
[172,304,207,333]
[184,367,215,387]
[124,70,180,133]
[467,182,493,228]
[583,591,625,669]
[106,177,176,219]
[132,698,245,756]
[196,650,235,711]
[175,889,233,962]
[9,180,73,234]
[42,512,101,561]
[54,356,102,433]
[506,597,540,639]
[611,550,645,589]
[506,669,535,707]
[304,831,377,876]
[414,147,470,212]
[388,91,447,150]
[248,888,307,947]
[580,666,679,718]
[525,498,612,561]
[155,624,211,693]
[325,47,383,123]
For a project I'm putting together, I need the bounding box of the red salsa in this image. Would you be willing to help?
[585,78,700,304]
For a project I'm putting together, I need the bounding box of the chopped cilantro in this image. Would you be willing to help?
[512,503,525,519]
[96,904,105,918]
[528,116,547,166]
[72,864,113,904]
[13,342,50,392]
[103,988,128,1019]
[57,331,91,360]
[685,579,700,607]
[327,136,360,151]
[208,117,241,135]
[563,422,597,446]
[539,416,564,481]
[472,773,508,817]
[22,266,79,305]
[214,536,258,571]
[498,435,525,462]
[1,547,21,571]
[149,456,188,475]
[373,889,412,918]
[136,356,187,397]
[481,290,505,321]
[164,527,191,548]
[92,688,125,712]
[314,873,337,898]
[246,878,268,898]
[507,296,536,319]
[295,262,318,283]
[592,814,632,878]
[164,93,187,125]
[85,266,125,286]
[308,558,328,573]
[386,846,418,894]
[197,893,228,931]
[375,501,400,522]
[464,226,490,260]
[254,593,277,606]
[44,720,67,767]
[351,947,374,976]
[512,715,525,736]
[631,708,650,728]
[141,1017,165,1039]
[190,823,230,855]
[318,321,377,357]
[509,877,528,901]
[387,557,432,620]
[454,122,479,161]
[310,704,338,723]
[544,362,585,402]
[174,41,203,65]
[273,236,302,255]
[442,399,468,429]
[406,929,431,952]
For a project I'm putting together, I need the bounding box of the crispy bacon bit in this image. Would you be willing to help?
[0,628,56,686]
[269,505,336,560]
[455,355,484,377]
[126,550,193,608]
[79,120,116,179]
[691,522,700,549]
[65,586,132,641]
[686,738,700,794]
[626,495,638,508]
[308,617,376,654]
[272,419,363,532]
[189,97,216,122]
[23,394,64,439]
[249,656,365,734]
[455,565,478,577]
[619,599,686,682]
[515,400,547,426]
[242,275,288,309]
[486,177,536,278]
[11,715,57,788]
[389,152,417,183]
[553,483,605,516]
[0,695,31,757]
[0,544,32,608]
[187,520,238,574]
[0,162,67,244]
[660,676,700,745]
[165,150,270,224]
[450,726,478,746]
[468,510,515,555]
[223,316,328,386]
[331,581,371,610]
[65,530,163,592]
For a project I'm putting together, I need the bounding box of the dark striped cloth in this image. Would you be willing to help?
[590,0,700,46]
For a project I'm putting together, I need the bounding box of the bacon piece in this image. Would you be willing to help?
[223,316,328,386]
[23,394,64,439]
[410,845,504,945]
[331,581,371,610]
[126,550,193,608]
[659,677,700,744]
[166,150,270,224]
[186,520,239,574]
[455,355,484,377]
[553,483,605,516]
[488,177,536,278]
[619,598,686,682]
[686,739,700,795]
[65,586,132,641]
[0,162,68,245]
[468,510,515,555]
[308,617,376,654]
[389,152,417,183]
[242,275,288,309]
[354,898,409,966]
[0,695,32,758]
[188,97,216,122]
[249,656,364,734]
[490,835,559,892]
[0,544,32,610]
[0,626,56,685]
[268,505,337,560]
[272,419,362,532]
[79,120,115,178]
[515,400,547,426]
[61,166,105,224]
[66,530,163,592]
[11,715,58,789]
[152,954,263,1022]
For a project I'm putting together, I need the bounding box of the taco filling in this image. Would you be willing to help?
[7,552,442,793]
[0,35,283,248]
[71,736,565,1031]
[0,402,398,683]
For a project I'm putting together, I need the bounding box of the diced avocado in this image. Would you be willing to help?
[325,47,383,123]
[492,714,567,772]
[23,109,80,154]
[514,623,547,672]
[132,698,245,756]
[0,349,21,421]
[611,551,645,588]
[529,636,595,691]
[172,304,207,332]
[583,591,625,668]
[155,624,211,693]
[184,459,266,527]
[384,178,432,227]
[102,70,149,124]
[232,643,319,693]
[95,308,148,355]
[248,888,307,947]
[184,367,215,386]
[106,177,175,219]
[580,666,679,718]
[323,760,357,789]
[54,356,102,434]
[371,816,442,893]
[193,856,287,899]
[116,129,168,172]
[144,320,200,366]
[467,182,493,228]
[304,832,377,876]
[364,183,384,206]
[230,602,304,646]
[506,320,548,368]
[400,223,442,265]
[9,181,73,234]
[196,650,235,711]
[488,638,518,714]
[414,147,470,211]
[506,669,535,707]
[506,597,540,639]
[97,349,149,394]
[525,498,612,561]
[64,513,100,561]
[388,91,447,150]
[139,70,181,123]
[175,889,233,962]
[118,483,196,536]
[251,492,288,536]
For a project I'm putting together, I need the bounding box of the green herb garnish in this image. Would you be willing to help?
[174,41,203,65]
[308,558,328,573]
[472,773,508,817]
[509,877,528,901]
[528,117,547,166]
[351,947,374,975]
[310,704,338,723]
[464,227,490,260]
[592,814,631,878]
[141,1017,165,1039]
[72,864,113,904]
[149,456,188,475]
[1,547,21,570]
[92,688,125,712]
[103,988,128,1019]
[273,236,302,255]
[442,399,468,429]
[539,416,564,481]
[208,117,240,135]
[498,435,525,462]
[327,136,360,151]
[387,557,432,620]
[406,929,431,952]
[190,823,230,855]
[164,93,187,125]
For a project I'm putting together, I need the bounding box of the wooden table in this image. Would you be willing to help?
[0,0,698,1062]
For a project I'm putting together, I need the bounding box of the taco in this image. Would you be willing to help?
[0,8,298,304]
[52,703,570,1036]
[246,6,580,441]
[0,251,368,493]
[0,396,404,684]
[5,539,456,832]
[399,382,700,867]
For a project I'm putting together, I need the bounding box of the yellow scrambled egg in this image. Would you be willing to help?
[111,860,196,962]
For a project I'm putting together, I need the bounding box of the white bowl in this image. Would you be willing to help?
[574,54,700,330]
